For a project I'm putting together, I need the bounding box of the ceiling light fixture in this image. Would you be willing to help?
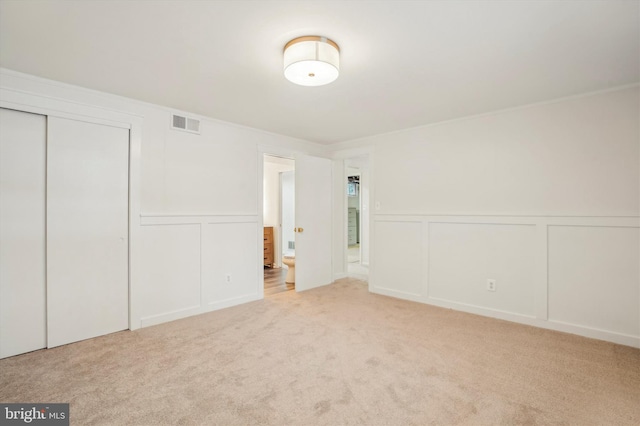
[283,36,340,86]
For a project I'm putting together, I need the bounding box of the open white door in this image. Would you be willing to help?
[295,154,332,291]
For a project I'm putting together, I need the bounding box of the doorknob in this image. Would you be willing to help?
[294,227,304,233]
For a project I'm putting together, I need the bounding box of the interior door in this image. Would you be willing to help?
[46,117,129,348]
[0,108,47,358]
[295,154,333,291]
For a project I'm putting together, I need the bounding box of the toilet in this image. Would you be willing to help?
[282,253,295,284]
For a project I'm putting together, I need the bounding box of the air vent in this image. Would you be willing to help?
[288,241,295,250]
[171,114,200,134]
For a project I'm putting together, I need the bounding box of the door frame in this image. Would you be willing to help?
[346,170,362,257]
[332,149,374,289]
[258,147,296,297]
[0,89,143,330]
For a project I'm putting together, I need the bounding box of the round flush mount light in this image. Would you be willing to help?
[283,36,340,86]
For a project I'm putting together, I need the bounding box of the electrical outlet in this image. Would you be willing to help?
[487,279,496,292]
[226,274,232,283]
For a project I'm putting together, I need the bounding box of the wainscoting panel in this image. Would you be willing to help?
[371,215,639,347]
[548,225,640,337]
[136,214,261,328]
[373,220,424,299]
[428,223,536,317]
[204,222,260,307]
[139,224,202,325]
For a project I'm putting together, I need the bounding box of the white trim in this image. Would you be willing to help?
[139,305,202,328]
[374,212,640,219]
[0,85,145,119]
[425,295,639,349]
[257,150,266,299]
[372,285,639,348]
[207,293,261,310]
[140,215,259,226]
[138,291,262,328]
[330,83,640,150]
[141,212,259,218]
[375,215,639,227]
[0,68,326,151]
[1,90,134,129]
[371,286,424,303]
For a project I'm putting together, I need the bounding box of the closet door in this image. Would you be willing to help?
[47,117,129,348]
[0,108,47,359]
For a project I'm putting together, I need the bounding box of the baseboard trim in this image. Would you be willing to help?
[371,286,423,303]
[423,297,639,348]
[137,293,261,329]
[207,293,261,311]
[370,291,639,348]
[139,305,202,328]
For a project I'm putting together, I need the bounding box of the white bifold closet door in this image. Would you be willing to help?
[0,108,47,359]
[46,117,129,348]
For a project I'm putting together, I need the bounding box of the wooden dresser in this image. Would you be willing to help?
[263,226,274,267]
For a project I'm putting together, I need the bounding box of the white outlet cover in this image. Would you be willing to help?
[487,279,496,291]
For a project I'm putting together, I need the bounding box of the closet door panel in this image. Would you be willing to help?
[0,108,47,358]
[47,117,129,348]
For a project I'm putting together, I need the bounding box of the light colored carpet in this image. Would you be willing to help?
[1,278,639,425]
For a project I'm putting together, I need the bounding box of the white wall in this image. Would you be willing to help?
[332,86,640,348]
[0,68,329,331]
[370,88,638,216]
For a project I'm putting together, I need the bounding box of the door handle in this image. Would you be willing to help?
[294,227,304,233]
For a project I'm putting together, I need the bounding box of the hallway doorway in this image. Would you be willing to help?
[345,157,370,280]
[263,154,295,296]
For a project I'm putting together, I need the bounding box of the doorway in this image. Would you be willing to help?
[260,152,334,294]
[347,174,361,263]
[345,156,370,280]
[262,154,295,295]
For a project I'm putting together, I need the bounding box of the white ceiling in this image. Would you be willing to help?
[1,0,638,144]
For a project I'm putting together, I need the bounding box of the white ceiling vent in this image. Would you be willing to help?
[171,114,200,134]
